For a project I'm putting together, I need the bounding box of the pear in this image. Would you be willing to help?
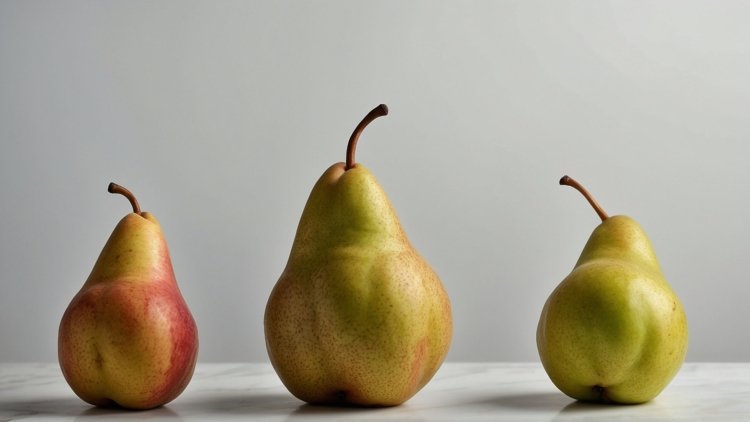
[58,183,198,409]
[537,176,688,404]
[264,104,452,407]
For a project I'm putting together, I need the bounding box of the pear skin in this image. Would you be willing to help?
[58,184,198,410]
[537,176,688,404]
[264,105,452,407]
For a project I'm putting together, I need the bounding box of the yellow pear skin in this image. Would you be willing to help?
[58,184,198,409]
[264,105,452,407]
[537,176,688,404]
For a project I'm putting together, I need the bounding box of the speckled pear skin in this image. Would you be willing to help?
[537,215,688,404]
[265,162,452,407]
[58,212,198,410]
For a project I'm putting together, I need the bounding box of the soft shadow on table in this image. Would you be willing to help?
[75,406,181,420]
[552,399,659,420]
[471,392,574,412]
[173,392,301,415]
[291,403,390,415]
[0,398,89,418]
[286,403,426,422]
[558,401,619,413]
[174,393,426,419]
[476,392,652,414]
[0,398,179,420]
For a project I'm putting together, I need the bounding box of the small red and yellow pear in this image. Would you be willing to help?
[265,105,452,407]
[537,176,688,404]
[58,183,198,410]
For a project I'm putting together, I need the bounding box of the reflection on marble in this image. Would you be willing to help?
[1,362,749,421]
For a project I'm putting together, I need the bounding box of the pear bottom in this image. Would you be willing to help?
[537,261,688,404]
[265,254,452,407]
[59,279,198,410]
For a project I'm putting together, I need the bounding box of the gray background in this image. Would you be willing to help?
[1,1,748,363]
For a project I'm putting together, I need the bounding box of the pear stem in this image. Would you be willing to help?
[108,182,141,214]
[559,175,609,221]
[345,104,389,170]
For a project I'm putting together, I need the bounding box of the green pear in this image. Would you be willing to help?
[537,176,688,404]
[264,104,452,407]
[58,183,198,409]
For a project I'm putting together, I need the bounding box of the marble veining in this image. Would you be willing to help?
[1,363,748,421]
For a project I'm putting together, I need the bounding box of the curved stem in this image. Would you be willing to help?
[559,175,609,221]
[108,182,141,214]
[345,104,389,170]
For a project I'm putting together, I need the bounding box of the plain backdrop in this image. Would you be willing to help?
[1,1,749,363]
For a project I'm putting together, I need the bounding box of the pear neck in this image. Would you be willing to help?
[576,216,661,273]
[84,214,170,286]
[290,163,407,259]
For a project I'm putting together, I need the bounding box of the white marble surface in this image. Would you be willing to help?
[1,363,748,421]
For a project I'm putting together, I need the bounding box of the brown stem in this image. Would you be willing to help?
[345,104,389,170]
[559,175,609,221]
[108,182,141,214]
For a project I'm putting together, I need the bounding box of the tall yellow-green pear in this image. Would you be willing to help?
[59,183,198,409]
[264,104,452,407]
[537,175,688,404]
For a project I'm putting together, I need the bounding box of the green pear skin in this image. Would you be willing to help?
[537,177,688,404]
[264,105,452,407]
[59,184,198,409]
